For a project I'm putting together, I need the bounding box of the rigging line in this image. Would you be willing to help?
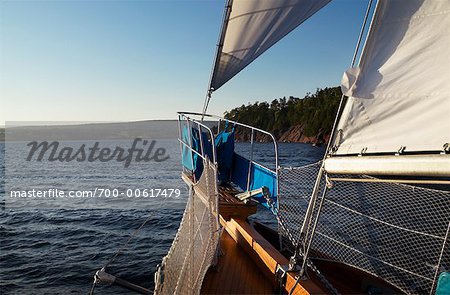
[262,189,338,295]
[89,200,164,294]
[322,198,445,240]
[289,187,339,295]
[292,186,339,295]
[351,0,374,68]
[299,0,376,242]
[291,2,377,293]
[88,276,97,295]
[328,0,375,152]
[105,214,154,267]
[329,0,375,148]
[430,221,450,295]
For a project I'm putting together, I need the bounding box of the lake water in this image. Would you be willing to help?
[0,140,324,294]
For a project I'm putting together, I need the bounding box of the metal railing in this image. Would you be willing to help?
[177,112,279,196]
[178,112,217,166]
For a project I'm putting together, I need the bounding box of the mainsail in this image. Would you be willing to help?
[209,0,331,91]
[332,0,450,156]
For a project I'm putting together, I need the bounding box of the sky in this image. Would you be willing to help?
[0,0,370,125]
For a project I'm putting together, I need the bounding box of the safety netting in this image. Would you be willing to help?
[154,159,220,295]
[278,162,324,242]
[278,162,450,294]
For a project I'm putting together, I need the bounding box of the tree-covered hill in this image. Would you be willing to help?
[224,87,342,143]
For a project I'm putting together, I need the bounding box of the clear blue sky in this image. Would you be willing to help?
[0,0,369,125]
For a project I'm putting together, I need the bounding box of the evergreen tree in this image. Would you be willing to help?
[224,87,342,139]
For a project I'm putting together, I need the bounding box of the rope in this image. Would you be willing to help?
[430,221,450,295]
[288,185,340,295]
[105,214,154,268]
[350,0,374,67]
[88,271,99,295]
[88,206,160,294]
[288,1,375,292]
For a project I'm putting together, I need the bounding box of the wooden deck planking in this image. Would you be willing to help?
[220,217,327,295]
[218,185,257,221]
[200,184,329,295]
[183,172,269,293]
[201,230,274,294]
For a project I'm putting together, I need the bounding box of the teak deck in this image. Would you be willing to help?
[201,230,274,294]
[217,185,257,221]
[201,185,327,295]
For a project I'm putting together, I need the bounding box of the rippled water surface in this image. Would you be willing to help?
[0,140,324,294]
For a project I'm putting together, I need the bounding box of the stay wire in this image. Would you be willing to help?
[89,201,164,294]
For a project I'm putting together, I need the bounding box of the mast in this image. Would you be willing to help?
[201,0,233,119]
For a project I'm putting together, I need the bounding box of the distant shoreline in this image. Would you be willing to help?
[0,120,181,142]
[225,87,341,146]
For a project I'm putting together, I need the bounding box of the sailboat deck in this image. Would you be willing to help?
[217,185,257,220]
[200,185,330,295]
[200,230,274,294]
[201,185,273,294]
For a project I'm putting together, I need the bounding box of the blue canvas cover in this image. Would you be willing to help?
[231,153,277,208]
[181,126,213,179]
[181,122,277,208]
[181,126,195,171]
[230,153,249,191]
[214,124,235,183]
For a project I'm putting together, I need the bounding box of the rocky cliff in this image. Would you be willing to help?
[234,124,330,145]
[224,87,342,145]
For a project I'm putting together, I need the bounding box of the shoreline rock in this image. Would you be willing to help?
[234,124,330,145]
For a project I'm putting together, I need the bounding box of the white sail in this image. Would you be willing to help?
[333,0,450,156]
[209,0,331,91]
